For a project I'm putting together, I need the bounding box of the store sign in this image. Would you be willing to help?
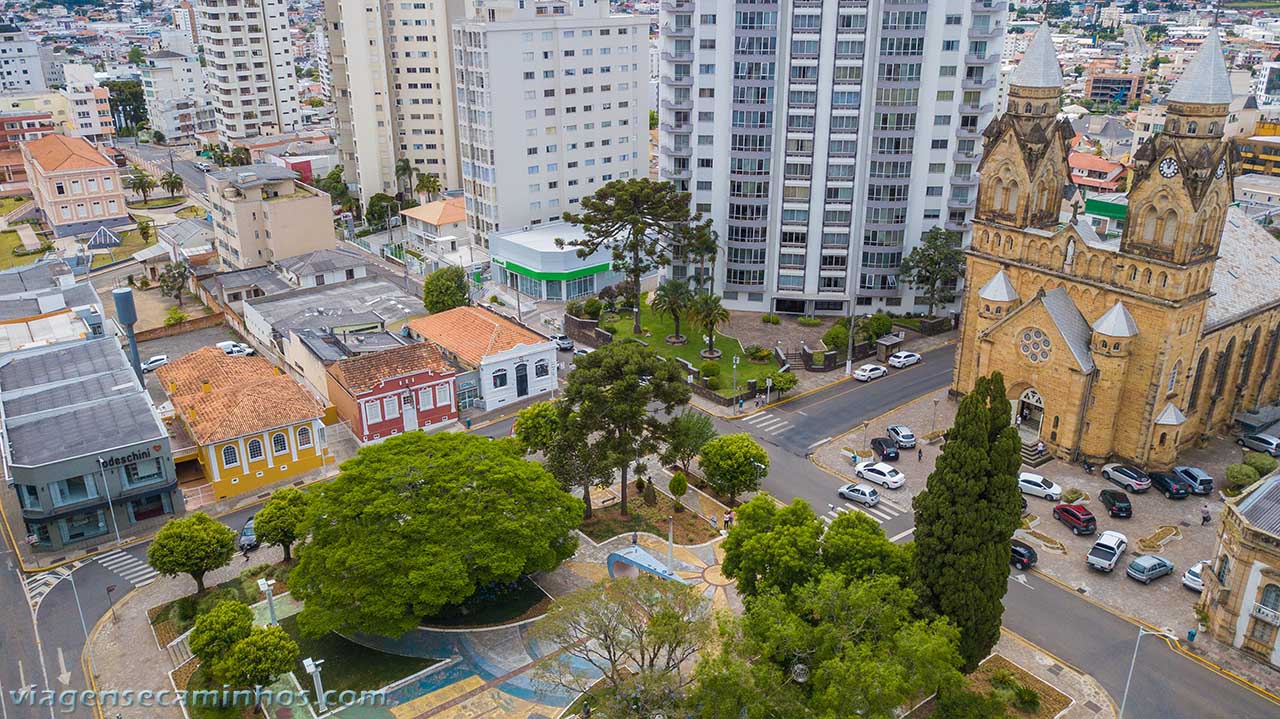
[101,448,154,469]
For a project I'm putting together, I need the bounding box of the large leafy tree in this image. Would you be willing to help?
[366,192,398,230]
[219,625,300,689]
[560,178,712,335]
[147,512,236,593]
[899,227,965,318]
[157,262,190,308]
[189,600,253,669]
[422,265,469,313]
[912,372,1022,671]
[559,340,690,516]
[229,147,251,167]
[514,401,610,519]
[698,433,767,504]
[102,80,146,128]
[651,278,693,343]
[660,410,716,474]
[288,432,583,637]
[254,487,309,561]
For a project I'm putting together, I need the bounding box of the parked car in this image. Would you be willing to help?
[854,461,905,489]
[1172,466,1214,495]
[549,334,574,351]
[869,437,899,461]
[194,160,212,171]
[572,347,592,358]
[887,351,922,368]
[1238,433,1280,457]
[216,340,255,357]
[1052,503,1097,535]
[141,354,170,373]
[1182,560,1209,592]
[1098,489,1132,518]
[1102,463,1151,493]
[838,483,881,507]
[1127,555,1175,585]
[1086,531,1128,573]
[852,363,888,381]
[887,424,917,448]
[1149,471,1191,500]
[1018,472,1062,501]
[238,516,259,551]
[1011,539,1038,570]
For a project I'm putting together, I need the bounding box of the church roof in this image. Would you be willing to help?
[1206,206,1280,330]
[1155,403,1188,426]
[1168,31,1232,106]
[978,270,1019,302]
[1040,288,1095,373]
[1010,24,1063,89]
[1092,301,1138,337]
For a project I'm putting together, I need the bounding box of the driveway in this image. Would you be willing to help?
[135,324,243,364]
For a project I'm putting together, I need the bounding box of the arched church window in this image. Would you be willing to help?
[1159,272,1168,288]
[1188,349,1209,411]
[1024,102,1032,113]
[1159,432,1168,446]
[1187,121,1198,135]
[1168,360,1181,393]
[1141,208,1158,244]
[1005,182,1020,213]
[1040,103,1049,113]
[984,304,990,313]
[1168,118,1179,133]
[1129,266,1139,282]
[1160,210,1179,247]
[993,179,1006,211]
[1209,121,1219,135]
[1143,268,1153,285]
[995,306,1003,314]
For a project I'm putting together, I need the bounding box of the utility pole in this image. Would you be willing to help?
[845,302,856,376]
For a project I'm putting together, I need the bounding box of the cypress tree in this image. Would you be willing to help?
[912,372,1023,671]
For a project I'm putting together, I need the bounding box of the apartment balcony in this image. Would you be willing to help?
[661,166,691,181]
[957,125,982,138]
[954,149,980,164]
[661,51,694,63]
[1252,603,1280,626]
[661,23,694,38]
[661,75,694,88]
[952,174,978,186]
[962,77,996,91]
[948,193,976,209]
[794,0,823,6]
[973,0,1000,11]
[661,97,693,111]
[661,0,694,10]
[969,23,1003,39]
[661,144,693,158]
[660,122,692,134]
[960,102,994,114]
[965,52,999,65]
[945,219,969,233]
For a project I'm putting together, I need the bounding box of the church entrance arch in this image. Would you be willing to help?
[1016,388,1045,438]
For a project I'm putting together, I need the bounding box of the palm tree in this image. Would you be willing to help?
[415,172,442,202]
[395,158,414,196]
[650,278,693,343]
[159,171,184,198]
[229,147,251,167]
[127,170,157,205]
[688,293,730,358]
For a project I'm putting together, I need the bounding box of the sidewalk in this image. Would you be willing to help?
[998,630,1117,719]
[1181,634,1280,696]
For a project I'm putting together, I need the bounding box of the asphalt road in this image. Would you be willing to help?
[116,138,207,194]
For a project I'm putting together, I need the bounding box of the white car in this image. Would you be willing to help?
[573,347,592,357]
[1017,472,1062,501]
[887,351,922,368]
[852,363,888,382]
[838,483,881,507]
[216,340,255,357]
[141,354,169,373]
[1086,530,1129,573]
[1182,560,1209,592]
[854,461,905,489]
[549,334,574,351]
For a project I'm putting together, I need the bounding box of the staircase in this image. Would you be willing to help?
[1020,439,1053,468]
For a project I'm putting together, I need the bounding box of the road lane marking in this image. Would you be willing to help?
[807,436,833,450]
[888,527,915,542]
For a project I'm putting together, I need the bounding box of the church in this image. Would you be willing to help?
[952,26,1280,470]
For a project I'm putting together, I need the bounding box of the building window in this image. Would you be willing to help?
[272,432,288,455]
[535,360,550,378]
[247,439,264,461]
[493,369,508,388]
[297,426,312,448]
[222,445,239,468]
[365,399,383,423]
[383,396,400,419]
[436,383,452,407]
[1263,584,1280,611]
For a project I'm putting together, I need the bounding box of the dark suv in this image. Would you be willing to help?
[1052,503,1097,535]
[1099,489,1132,518]
[1149,471,1191,500]
[1011,539,1038,570]
[870,437,899,461]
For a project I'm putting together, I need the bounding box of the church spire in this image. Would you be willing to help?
[1010,23,1063,90]
[1167,29,1232,107]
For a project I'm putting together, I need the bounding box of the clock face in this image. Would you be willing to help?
[1159,157,1180,178]
[1216,159,1227,179]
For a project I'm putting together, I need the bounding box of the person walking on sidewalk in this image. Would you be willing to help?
[917,447,923,462]
[1201,504,1212,526]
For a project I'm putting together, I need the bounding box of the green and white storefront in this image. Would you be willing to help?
[489,221,626,301]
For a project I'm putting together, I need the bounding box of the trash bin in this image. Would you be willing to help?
[1187,629,1197,642]
[465,418,473,430]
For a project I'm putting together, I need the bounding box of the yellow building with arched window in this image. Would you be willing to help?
[158,347,330,499]
[953,27,1280,469]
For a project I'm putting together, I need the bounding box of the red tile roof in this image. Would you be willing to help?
[327,342,454,395]
[23,134,114,173]
[408,306,547,366]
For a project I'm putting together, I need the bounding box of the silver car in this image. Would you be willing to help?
[1238,433,1280,457]
[838,483,881,507]
[1126,555,1174,585]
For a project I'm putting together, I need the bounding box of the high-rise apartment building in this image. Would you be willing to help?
[174,0,201,49]
[142,50,216,142]
[659,0,1005,314]
[60,64,115,143]
[0,23,49,95]
[325,0,464,206]
[453,0,650,248]
[197,0,301,142]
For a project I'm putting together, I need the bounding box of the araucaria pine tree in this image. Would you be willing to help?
[911,372,1023,671]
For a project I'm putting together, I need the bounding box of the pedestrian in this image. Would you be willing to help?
[1015,414,1022,428]
[1201,504,1212,526]
[1036,440,1045,455]
[729,509,736,526]
[711,515,719,531]
[241,546,252,562]
[917,447,923,462]
[631,530,638,545]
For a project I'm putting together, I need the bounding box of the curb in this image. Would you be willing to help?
[83,582,148,719]
[1001,627,1121,719]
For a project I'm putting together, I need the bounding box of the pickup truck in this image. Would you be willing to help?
[1086,530,1128,573]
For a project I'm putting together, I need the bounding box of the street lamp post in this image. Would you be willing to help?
[257,578,278,625]
[68,572,94,684]
[106,584,118,622]
[1118,627,1177,719]
[732,354,740,397]
[96,458,123,546]
[845,303,856,376]
[751,460,766,488]
[303,657,328,714]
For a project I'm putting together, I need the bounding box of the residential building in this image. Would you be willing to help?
[658,0,1006,314]
[156,217,218,270]
[1,338,182,552]
[0,260,106,350]
[157,347,328,500]
[454,0,651,249]
[0,110,55,150]
[1083,71,1145,105]
[490,220,626,301]
[313,27,331,101]
[1202,472,1280,668]
[408,306,555,410]
[400,195,487,271]
[403,196,467,240]
[326,341,458,443]
[1068,151,1128,192]
[197,0,302,142]
[38,47,67,89]
[0,24,48,94]
[325,0,464,205]
[174,0,200,49]
[59,64,114,143]
[141,50,216,142]
[0,92,70,131]
[205,164,334,269]
[271,248,369,288]
[257,140,339,184]
[20,133,130,238]
[1234,173,1280,218]
[953,31,1280,469]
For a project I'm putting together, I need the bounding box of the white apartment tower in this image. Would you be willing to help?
[197,0,301,142]
[174,0,201,49]
[0,23,49,94]
[325,0,464,206]
[142,50,216,141]
[659,0,1006,314]
[454,0,651,248]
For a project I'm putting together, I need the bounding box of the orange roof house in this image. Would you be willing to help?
[22,134,114,173]
[325,341,459,443]
[402,196,466,235]
[408,306,547,367]
[1068,151,1129,192]
[19,134,130,238]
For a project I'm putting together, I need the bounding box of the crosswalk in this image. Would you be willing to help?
[823,498,907,526]
[24,563,81,612]
[740,410,794,436]
[96,549,160,587]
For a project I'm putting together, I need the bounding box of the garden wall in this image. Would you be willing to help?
[135,311,227,341]
[563,313,614,347]
[801,341,875,372]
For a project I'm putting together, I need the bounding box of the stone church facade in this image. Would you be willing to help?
[952,27,1280,469]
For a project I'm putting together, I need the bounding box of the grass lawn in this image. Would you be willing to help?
[605,298,777,396]
[580,487,719,544]
[0,196,30,216]
[126,196,185,209]
[893,317,923,331]
[904,654,1070,718]
[149,562,293,639]
[278,614,439,705]
[90,227,157,269]
[176,205,208,219]
[422,576,550,627]
[0,230,42,269]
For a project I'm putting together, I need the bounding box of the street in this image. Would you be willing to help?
[115,138,207,194]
